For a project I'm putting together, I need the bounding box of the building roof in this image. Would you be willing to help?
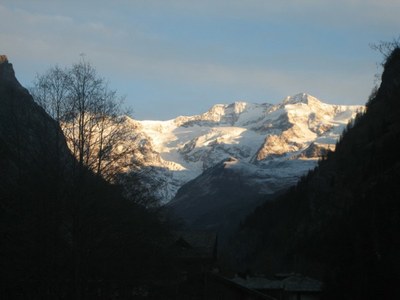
[232,277,282,290]
[231,274,322,293]
[282,274,322,292]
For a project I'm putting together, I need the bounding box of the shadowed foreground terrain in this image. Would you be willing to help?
[0,56,178,299]
[227,48,400,299]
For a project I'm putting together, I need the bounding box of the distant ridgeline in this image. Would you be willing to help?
[229,48,400,299]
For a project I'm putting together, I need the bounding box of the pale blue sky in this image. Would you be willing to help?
[1,0,399,120]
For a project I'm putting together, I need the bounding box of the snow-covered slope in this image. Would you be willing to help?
[124,93,363,203]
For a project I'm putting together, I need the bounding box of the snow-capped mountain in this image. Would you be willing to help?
[124,93,363,203]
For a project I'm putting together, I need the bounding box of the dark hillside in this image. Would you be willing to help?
[168,157,266,244]
[0,56,174,299]
[229,48,400,299]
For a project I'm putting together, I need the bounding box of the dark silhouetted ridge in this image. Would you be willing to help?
[230,47,400,299]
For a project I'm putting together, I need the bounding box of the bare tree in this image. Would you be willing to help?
[31,58,132,181]
[370,36,400,64]
[31,65,70,122]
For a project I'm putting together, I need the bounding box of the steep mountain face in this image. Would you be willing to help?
[0,55,76,290]
[0,55,72,183]
[124,93,362,203]
[0,56,176,298]
[229,48,400,299]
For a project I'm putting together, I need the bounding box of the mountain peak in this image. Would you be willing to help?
[282,93,321,105]
[0,55,24,90]
[208,101,249,114]
[229,101,248,114]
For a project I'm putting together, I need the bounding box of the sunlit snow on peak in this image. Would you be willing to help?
[122,93,363,203]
